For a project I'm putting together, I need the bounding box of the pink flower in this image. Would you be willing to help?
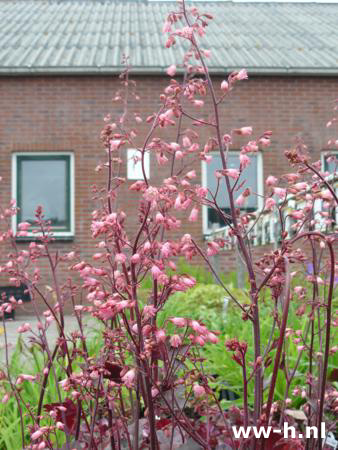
[166,64,177,77]
[143,241,151,252]
[321,189,333,201]
[161,242,172,258]
[130,180,146,191]
[290,210,304,220]
[16,374,36,385]
[182,136,191,148]
[193,100,204,108]
[235,126,252,136]
[196,187,208,198]
[17,323,31,333]
[156,153,168,165]
[190,320,206,334]
[265,175,278,187]
[265,198,276,211]
[293,182,308,192]
[115,253,126,264]
[188,207,199,222]
[242,141,259,153]
[151,265,162,280]
[170,317,187,327]
[170,334,182,348]
[110,139,121,151]
[193,384,206,398]
[221,80,229,92]
[155,212,164,224]
[31,428,47,441]
[206,332,219,344]
[155,329,166,342]
[131,253,140,264]
[235,194,245,207]
[207,241,220,256]
[259,137,271,147]
[174,194,182,210]
[283,173,300,183]
[186,170,196,179]
[234,69,248,81]
[162,20,171,33]
[274,187,287,200]
[165,36,174,49]
[122,369,136,388]
[179,276,196,289]
[18,221,31,231]
[223,134,232,143]
[143,186,159,202]
[143,305,156,319]
[224,169,240,180]
[170,142,180,152]
[239,154,251,169]
[195,336,205,346]
[294,286,303,295]
[1,393,9,404]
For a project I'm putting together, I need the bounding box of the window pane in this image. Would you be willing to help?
[206,153,258,209]
[19,158,68,227]
[127,149,150,180]
[324,155,337,173]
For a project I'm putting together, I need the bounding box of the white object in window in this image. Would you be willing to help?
[127,149,150,180]
[11,152,75,238]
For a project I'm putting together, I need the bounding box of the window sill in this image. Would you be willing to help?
[15,235,75,243]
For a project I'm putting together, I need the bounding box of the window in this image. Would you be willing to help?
[202,152,263,234]
[322,151,338,174]
[321,151,337,228]
[127,149,150,180]
[12,153,74,237]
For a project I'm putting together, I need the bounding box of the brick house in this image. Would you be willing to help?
[0,0,337,299]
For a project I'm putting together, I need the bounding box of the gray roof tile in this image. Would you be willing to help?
[0,1,337,75]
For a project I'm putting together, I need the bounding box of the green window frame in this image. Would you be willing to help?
[13,153,74,236]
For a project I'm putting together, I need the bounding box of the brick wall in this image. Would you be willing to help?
[0,74,336,307]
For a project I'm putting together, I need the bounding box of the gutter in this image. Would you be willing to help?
[0,65,338,76]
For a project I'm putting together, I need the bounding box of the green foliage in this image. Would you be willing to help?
[141,260,241,292]
[158,284,226,329]
[157,275,337,410]
[202,288,338,408]
[0,319,105,450]
[0,269,337,448]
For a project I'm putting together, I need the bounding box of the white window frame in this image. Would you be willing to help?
[201,151,263,235]
[11,152,75,238]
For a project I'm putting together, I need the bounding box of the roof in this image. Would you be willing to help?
[0,1,337,76]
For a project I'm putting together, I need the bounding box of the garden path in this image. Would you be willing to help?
[0,315,89,365]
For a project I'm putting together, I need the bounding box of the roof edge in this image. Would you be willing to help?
[0,66,338,76]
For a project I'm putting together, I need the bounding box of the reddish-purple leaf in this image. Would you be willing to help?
[103,361,123,383]
[44,398,77,434]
